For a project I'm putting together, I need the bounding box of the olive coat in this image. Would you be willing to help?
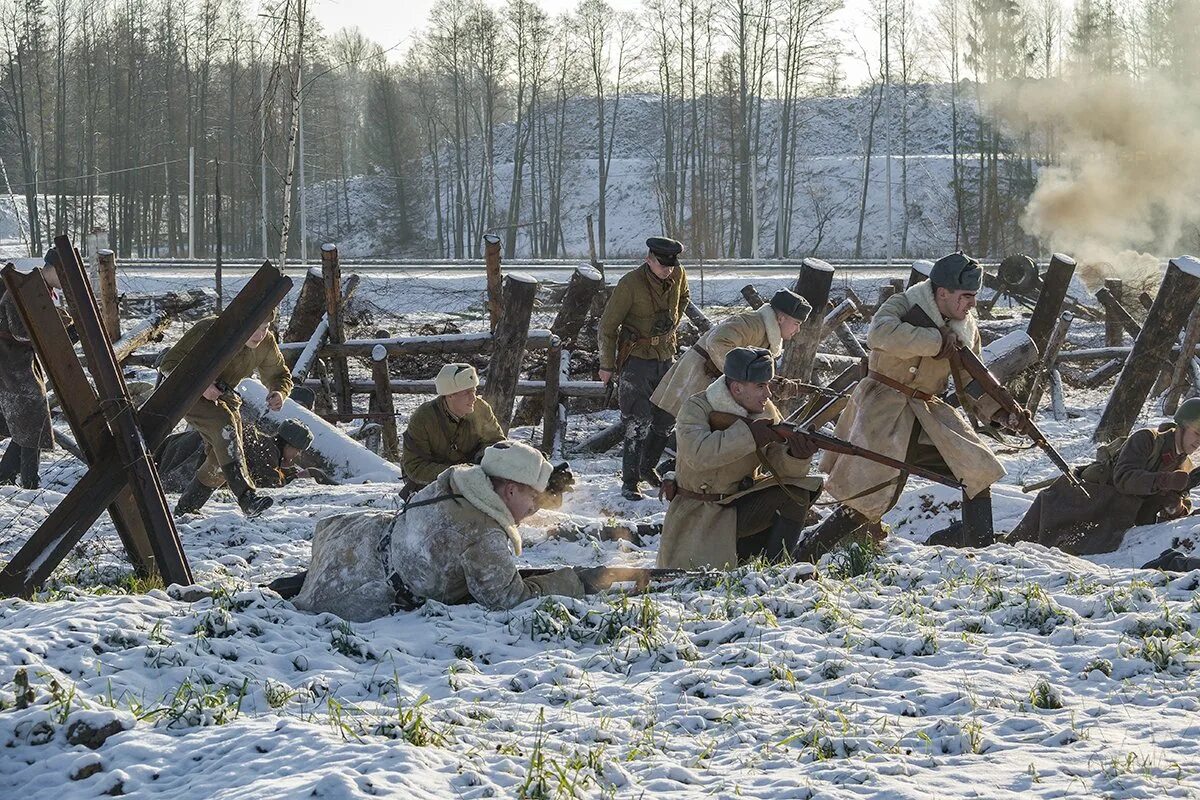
[598,264,690,371]
[400,396,505,488]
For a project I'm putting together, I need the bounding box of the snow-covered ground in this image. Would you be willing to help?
[3,270,1199,799]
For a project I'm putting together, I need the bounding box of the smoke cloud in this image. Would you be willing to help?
[992,75,1200,284]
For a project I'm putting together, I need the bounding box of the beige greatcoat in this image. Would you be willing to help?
[651,304,784,418]
[657,378,822,570]
[821,280,1005,521]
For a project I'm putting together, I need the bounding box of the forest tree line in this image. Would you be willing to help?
[1,0,1198,262]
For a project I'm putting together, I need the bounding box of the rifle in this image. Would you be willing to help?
[708,410,965,490]
[519,565,694,592]
[901,303,1084,492]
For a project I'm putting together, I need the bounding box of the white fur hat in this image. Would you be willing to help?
[480,441,553,492]
[434,363,479,397]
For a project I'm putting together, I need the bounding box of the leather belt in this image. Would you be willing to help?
[674,485,730,502]
[868,370,934,402]
[691,344,722,377]
[636,333,676,347]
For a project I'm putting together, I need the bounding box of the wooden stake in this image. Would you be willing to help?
[284,267,327,344]
[484,234,503,332]
[1095,285,1141,340]
[1163,303,1200,415]
[540,341,563,455]
[482,273,540,431]
[1096,257,1200,441]
[1103,278,1124,346]
[371,345,399,461]
[1026,312,1073,413]
[741,284,765,309]
[778,258,835,391]
[321,244,352,416]
[96,248,120,342]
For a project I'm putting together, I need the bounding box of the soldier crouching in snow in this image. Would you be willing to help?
[292,441,587,620]
[1007,399,1200,556]
[159,312,293,518]
[802,252,1010,560]
[656,347,822,570]
[0,249,68,489]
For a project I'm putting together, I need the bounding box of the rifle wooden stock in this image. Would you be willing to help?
[901,303,1083,490]
[707,411,964,490]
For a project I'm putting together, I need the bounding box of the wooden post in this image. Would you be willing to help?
[54,237,189,587]
[586,214,601,275]
[1095,285,1141,340]
[284,267,328,344]
[482,273,540,431]
[877,281,899,309]
[96,249,119,342]
[778,258,835,388]
[551,266,604,348]
[1163,304,1200,415]
[214,160,223,312]
[1025,312,1073,413]
[371,345,399,461]
[907,260,933,288]
[741,284,765,309]
[1103,278,1124,346]
[1049,370,1067,421]
[1083,359,1123,388]
[321,244,352,416]
[684,299,713,333]
[1096,256,1200,442]
[484,233,503,332]
[540,341,563,455]
[287,274,361,377]
[1025,253,1077,356]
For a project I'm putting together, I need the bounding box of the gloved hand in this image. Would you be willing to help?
[1155,470,1191,494]
[993,410,1028,436]
[747,418,786,449]
[546,462,575,495]
[1161,500,1190,521]
[933,329,959,360]
[786,430,819,459]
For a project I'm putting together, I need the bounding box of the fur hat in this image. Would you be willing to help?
[434,363,479,397]
[276,419,313,450]
[724,346,775,383]
[769,289,811,322]
[930,252,983,291]
[1175,398,1200,430]
[480,441,553,492]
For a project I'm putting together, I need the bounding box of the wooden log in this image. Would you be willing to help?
[0,264,159,578]
[1164,303,1200,414]
[741,284,765,309]
[321,244,352,416]
[572,419,623,455]
[1138,291,1154,311]
[279,329,557,360]
[0,263,291,598]
[1049,370,1067,421]
[540,342,563,455]
[284,267,327,343]
[1103,278,1124,347]
[1026,253,1077,354]
[97,248,120,342]
[551,265,604,348]
[1095,286,1141,339]
[288,274,361,378]
[372,345,399,461]
[684,299,713,334]
[779,258,835,390]
[482,273,540,431]
[1096,257,1200,441]
[947,331,1040,409]
[812,352,862,372]
[54,238,189,587]
[484,234,504,332]
[822,297,859,332]
[907,259,933,288]
[877,280,899,309]
[1083,359,1123,387]
[317,377,606,399]
[113,310,172,364]
[586,214,602,276]
[1026,312,1073,413]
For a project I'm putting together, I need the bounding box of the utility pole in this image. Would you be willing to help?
[188,146,195,260]
[883,0,893,268]
[260,58,269,261]
[298,60,308,266]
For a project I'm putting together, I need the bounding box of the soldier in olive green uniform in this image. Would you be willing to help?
[160,314,293,517]
[401,363,505,496]
[598,237,690,501]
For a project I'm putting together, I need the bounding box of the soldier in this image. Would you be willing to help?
[657,347,822,570]
[802,252,1010,559]
[598,236,690,500]
[155,416,326,492]
[293,441,587,619]
[1007,399,1200,555]
[650,288,811,420]
[160,314,293,517]
[400,363,505,497]
[0,250,66,489]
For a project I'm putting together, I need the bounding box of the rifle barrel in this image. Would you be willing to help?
[807,430,964,490]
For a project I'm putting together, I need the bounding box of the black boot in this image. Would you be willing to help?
[762,512,803,562]
[220,461,273,518]
[0,441,20,485]
[925,490,995,548]
[18,446,39,490]
[621,424,644,501]
[639,429,670,488]
[175,476,216,516]
[792,506,869,563]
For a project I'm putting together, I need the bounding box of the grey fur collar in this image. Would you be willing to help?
[448,465,522,555]
[906,280,977,344]
[704,377,772,420]
[757,304,784,356]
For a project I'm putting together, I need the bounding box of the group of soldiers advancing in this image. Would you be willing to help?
[3,241,1199,619]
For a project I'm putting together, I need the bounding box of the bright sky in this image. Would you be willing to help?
[310,0,884,86]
